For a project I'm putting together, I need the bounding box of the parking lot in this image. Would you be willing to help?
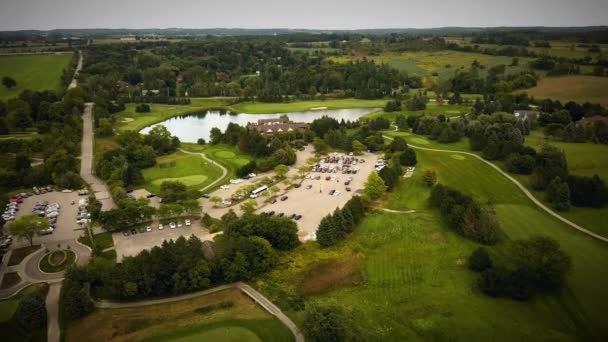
[200,147,377,241]
[112,220,217,262]
[5,190,85,248]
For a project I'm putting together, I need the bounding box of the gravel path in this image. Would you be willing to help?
[383,130,608,243]
[178,148,228,192]
[95,282,304,342]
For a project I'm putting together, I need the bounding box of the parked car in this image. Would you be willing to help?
[280,196,288,201]
[201,194,210,199]
[295,214,302,220]
[130,228,137,235]
[169,222,176,229]
[146,226,152,232]
[278,212,284,217]
[346,187,351,192]
[158,224,164,230]
[185,220,191,226]
[177,222,183,228]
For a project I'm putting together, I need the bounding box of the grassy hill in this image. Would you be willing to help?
[0,53,72,100]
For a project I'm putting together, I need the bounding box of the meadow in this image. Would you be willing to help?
[0,53,73,100]
[521,75,608,106]
[142,150,223,194]
[258,147,608,341]
[65,288,293,342]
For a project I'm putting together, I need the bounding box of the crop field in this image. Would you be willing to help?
[142,151,223,194]
[65,288,293,342]
[330,50,534,80]
[521,75,608,106]
[0,53,72,100]
[230,98,386,114]
[115,98,227,132]
[259,146,608,341]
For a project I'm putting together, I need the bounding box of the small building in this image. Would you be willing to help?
[514,110,538,121]
[247,117,308,135]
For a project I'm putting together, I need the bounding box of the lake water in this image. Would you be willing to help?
[140,108,378,143]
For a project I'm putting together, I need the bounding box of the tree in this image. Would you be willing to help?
[399,148,417,166]
[15,290,46,330]
[159,181,188,203]
[274,164,289,179]
[303,304,348,342]
[9,215,47,246]
[468,247,493,272]
[313,137,329,154]
[240,200,258,215]
[547,177,570,211]
[210,196,222,207]
[422,169,437,187]
[388,137,408,152]
[364,172,387,200]
[2,76,16,89]
[351,140,366,155]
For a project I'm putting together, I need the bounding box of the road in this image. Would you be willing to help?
[46,282,62,342]
[383,131,608,244]
[95,282,304,342]
[68,51,83,89]
[80,103,116,210]
[178,148,228,192]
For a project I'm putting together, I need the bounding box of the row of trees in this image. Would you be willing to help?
[317,196,369,247]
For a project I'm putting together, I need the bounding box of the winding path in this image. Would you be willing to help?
[178,148,228,192]
[382,131,608,243]
[95,282,304,342]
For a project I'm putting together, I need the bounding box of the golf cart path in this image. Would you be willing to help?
[382,132,608,243]
[178,148,228,192]
[95,281,304,342]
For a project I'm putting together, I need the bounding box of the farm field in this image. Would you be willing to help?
[115,98,227,132]
[259,147,608,341]
[65,288,293,342]
[0,53,73,100]
[229,98,386,114]
[330,50,534,80]
[142,150,223,194]
[521,75,608,106]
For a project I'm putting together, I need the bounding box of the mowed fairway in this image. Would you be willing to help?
[261,148,608,341]
[522,75,608,106]
[65,288,294,342]
[0,53,72,100]
[230,98,386,114]
[142,151,222,193]
[180,143,252,188]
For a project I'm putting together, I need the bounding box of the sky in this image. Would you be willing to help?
[0,0,606,31]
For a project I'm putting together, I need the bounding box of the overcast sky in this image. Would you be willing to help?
[0,0,606,31]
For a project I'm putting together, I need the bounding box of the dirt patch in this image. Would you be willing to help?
[8,245,41,266]
[297,256,365,296]
[48,250,67,266]
[0,272,21,289]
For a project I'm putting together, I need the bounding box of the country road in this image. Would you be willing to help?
[95,282,304,342]
[80,103,116,210]
[178,148,229,192]
[383,131,608,243]
[68,51,83,89]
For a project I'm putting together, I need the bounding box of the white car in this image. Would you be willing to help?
[334,191,341,196]
[330,176,337,181]
[169,222,176,229]
[158,224,164,230]
[177,222,183,228]
[248,173,256,178]
[220,185,230,190]
[61,189,73,193]
[185,220,191,226]
[222,200,232,205]
[146,226,152,232]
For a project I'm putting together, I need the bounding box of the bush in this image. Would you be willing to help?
[468,247,493,272]
[303,304,348,342]
[399,148,417,166]
[422,169,437,187]
[15,290,47,330]
[197,138,206,145]
[135,103,150,113]
[505,153,535,174]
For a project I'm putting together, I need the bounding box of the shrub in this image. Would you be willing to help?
[303,304,348,342]
[422,169,437,187]
[15,290,47,330]
[135,103,150,113]
[468,247,493,272]
[399,148,417,166]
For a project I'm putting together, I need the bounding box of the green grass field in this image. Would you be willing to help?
[142,151,223,194]
[78,232,114,251]
[521,75,608,106]
[66,288,293,342]
[365,101,471,122]
[116,98,227,132]
[229,98,386,114]
[0,53,73,100]
[258,146,608,340]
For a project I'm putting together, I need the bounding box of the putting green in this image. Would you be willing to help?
[151,175,208,187]
[410,137,430,145]
[233,158,250,167]
[215,151,236,159]
[165,326,261,342]
[450,154,466,160]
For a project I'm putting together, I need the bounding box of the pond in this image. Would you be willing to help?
[140,108,378,143]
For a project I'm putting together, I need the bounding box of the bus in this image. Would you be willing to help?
[250,185,268,198]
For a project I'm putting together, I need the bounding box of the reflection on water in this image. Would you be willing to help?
[140,108,378,143]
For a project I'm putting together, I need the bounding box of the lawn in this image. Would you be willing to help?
[520,75,608,106]
[142,151,224,194]
[78,232,114,251]
[229,98,386,114]
[180,143,252,191]
[365,101,471,122]
[39,249,76,273]
[0,283,48,342]
[0,53,73,100]
[258,147,608,341]
[115,98,227,132]
[65,288,293,342]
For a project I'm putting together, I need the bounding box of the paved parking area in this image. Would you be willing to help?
[200,147,377,241]
[8,191,85,248]
[112,220,217,262]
